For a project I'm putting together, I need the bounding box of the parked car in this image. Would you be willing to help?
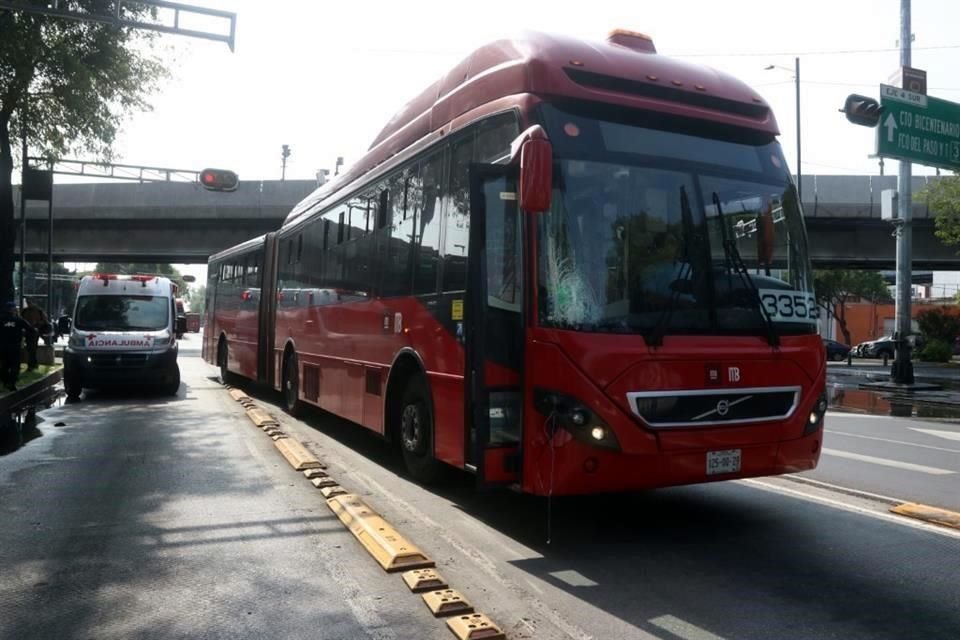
[823,338,851,361]
[854,336,896,360]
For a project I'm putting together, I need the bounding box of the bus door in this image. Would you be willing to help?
[465,165,525,486]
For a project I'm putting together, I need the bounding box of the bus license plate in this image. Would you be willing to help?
[706,449,741,475]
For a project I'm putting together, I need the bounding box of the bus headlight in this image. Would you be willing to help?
[804,391,828,436]
[534,389,621,451]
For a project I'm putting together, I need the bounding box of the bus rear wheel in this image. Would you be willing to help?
[218,339,230,384]
[283,352,304,417]
[399,375,444,484]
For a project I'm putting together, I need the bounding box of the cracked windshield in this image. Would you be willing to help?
[538,104,816,336]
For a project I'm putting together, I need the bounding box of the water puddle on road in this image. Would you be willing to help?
[827,381,960,421]
[0,389,66,456]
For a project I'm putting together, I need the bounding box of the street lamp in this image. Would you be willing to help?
[765,58,802,202]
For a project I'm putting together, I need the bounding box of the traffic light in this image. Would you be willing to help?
[842,94,884,128]
[199,168,239,192]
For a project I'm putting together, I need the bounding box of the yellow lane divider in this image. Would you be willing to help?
[446,613,506,640]
[326,493,435,572]
[403,568,448,593]
[224,384,509,638]
[890,502,960,530]
[274,438,323,471]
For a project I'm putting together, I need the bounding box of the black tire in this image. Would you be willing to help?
[163,364,181,397]
[833,352,845,362]
[64,370,82,401]
[283,352,304,417]
[218,338,230,384]
[399,375,445,484]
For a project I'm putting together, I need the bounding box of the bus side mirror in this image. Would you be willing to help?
[520,138,553,213]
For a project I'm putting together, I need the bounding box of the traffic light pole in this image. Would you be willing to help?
[892,0,914,385]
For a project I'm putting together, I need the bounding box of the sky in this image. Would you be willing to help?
[57,0,960,285]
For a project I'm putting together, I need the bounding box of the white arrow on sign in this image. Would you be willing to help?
[884,113,898,142]
[910,427,960,442]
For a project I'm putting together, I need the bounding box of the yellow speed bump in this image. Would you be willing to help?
[326,494,434,572]
[446,613,506,640]
[229,388,250,402]
[311,476,338,489]
[303,468,328,479]
[422,589,474,617]
[402,568,447,593]
[890,502,960,529]
[270,433,288,441]
[247,408,278,428]
[320,485,348,499]
[274,438,323,470]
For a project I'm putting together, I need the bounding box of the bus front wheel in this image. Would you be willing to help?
[399,375,444,484]
[283,352,304,417]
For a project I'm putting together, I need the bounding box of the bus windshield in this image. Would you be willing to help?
[75,295,170,331]
[536,103,816,337]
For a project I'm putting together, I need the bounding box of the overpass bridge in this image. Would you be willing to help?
[14,175,960,269]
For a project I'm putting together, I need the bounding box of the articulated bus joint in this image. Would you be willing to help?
[533,388,621,452]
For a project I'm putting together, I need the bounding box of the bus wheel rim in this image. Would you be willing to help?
[401,404,424,453]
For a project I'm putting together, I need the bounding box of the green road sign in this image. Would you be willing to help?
[877,84,960,171]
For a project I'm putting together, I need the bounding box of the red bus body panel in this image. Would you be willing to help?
[206,31,823,496]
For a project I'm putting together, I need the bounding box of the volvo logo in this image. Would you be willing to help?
[716,399,730,416]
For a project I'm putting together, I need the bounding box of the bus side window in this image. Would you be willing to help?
[474,111,520,163]
[442,135,473,293]
[414,150,445,295]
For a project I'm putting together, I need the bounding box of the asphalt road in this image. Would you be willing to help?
[803,411,960,511]
[0,335,443,640]
[1,341,959,639]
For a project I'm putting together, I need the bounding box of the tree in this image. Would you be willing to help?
[923,175,960,247]
[916,308,960,344]
[1,4,167,302]
[186,284,205,316]
[814,270,892,345]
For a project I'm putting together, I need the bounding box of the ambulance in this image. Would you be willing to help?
[63,274,185,399]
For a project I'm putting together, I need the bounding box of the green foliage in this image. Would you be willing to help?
[813,269,892,344]
[0,4,169,301]
[916,308,960,343]
[923,176,960,247]
[917,338,953,363]
[186,284,206,316]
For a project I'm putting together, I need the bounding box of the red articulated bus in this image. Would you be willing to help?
[204,30,826,494]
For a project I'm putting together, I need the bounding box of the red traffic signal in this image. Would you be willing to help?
[199,168,239,192]
[842,94,884,128]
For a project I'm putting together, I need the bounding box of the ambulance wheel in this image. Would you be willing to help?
[64,371,82,401]
[399,375,444,484]
[163,364,181,396]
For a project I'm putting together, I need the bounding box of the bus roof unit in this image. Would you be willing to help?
[284,30,777,226]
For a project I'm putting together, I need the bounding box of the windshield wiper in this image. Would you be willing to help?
[712,192,780,348]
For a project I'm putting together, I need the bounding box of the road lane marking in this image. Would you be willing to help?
[784,475,902,504]
[910,427,960,443]
[649,615,727,640]
[740,479,960,540]
[825,430,960,454]
[821,448,955,475]
[548,570,598,587]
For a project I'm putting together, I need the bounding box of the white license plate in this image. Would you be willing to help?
[706,449,741,475]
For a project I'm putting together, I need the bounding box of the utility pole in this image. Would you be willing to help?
[892,0,914,384]
[281,144,291,182]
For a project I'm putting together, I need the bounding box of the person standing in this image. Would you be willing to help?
[20,303,48,371]
[1,301,36,391]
